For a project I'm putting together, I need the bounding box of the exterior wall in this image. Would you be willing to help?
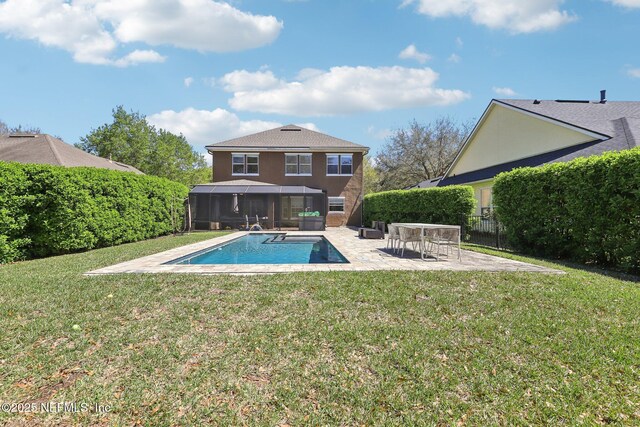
[469,180,493,215]
[450,104,595,176]
[212,151,364,226]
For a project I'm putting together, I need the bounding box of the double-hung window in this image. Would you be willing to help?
[232,153,259,175]
[326,154,353,176]
[285,154,312,175]
[328,197,345,213]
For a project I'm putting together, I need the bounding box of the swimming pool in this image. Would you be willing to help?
[166,233,349,265]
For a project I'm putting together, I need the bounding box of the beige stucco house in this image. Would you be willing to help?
[435,94,640,215]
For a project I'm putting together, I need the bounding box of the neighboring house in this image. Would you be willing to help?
[405,177,442,189]
[0,133,142,173]
[189,125,369,230]
[436,92,640,215]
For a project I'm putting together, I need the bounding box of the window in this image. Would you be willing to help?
[232,153,259,175]
[285,154,312,175]
[480,187,493,217]
[328,197,345,213]
[326,154,353,175]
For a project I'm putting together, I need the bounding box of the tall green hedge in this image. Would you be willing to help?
[0,162,188,263]
[493,148,640,273]
[363,186,475,226]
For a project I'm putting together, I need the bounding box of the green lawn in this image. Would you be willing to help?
[1,233,638,425]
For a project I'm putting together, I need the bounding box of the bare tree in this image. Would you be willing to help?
[375,117,472,191]
[0,119,41,135]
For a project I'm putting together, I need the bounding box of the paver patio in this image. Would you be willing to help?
[86,227,561,275]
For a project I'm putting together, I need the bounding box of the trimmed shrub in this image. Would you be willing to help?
[0,163,33,262]
[493,148,640,273]
[364,186,475,226]
[0,162,188,263]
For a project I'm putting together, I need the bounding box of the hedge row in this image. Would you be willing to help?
[0,162,188,263]
[363,186,475,226]
[493,148,640,273]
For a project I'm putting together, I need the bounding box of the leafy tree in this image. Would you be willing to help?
[363,155,381,195]
[77,106,210,186]
[375,117,471,191]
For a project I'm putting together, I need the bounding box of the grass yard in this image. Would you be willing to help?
[0,232,638,425]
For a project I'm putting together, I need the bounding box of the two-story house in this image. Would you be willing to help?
[188,125,369,230]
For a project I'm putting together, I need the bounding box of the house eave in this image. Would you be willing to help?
[206,146,369,154]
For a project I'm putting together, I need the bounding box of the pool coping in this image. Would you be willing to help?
[163,232,348,265]
[85,228,562,275]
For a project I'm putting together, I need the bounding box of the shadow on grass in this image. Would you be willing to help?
[463,243,640,283]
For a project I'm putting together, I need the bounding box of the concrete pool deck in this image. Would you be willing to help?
[86,228,561,275]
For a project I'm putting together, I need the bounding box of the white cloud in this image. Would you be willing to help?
[398,44,431,63]
[184,77,194,88]
[148,108,313,148]
[367,126,394,140]
[94,0,282,52]
[218,69,282,92]
[404,0,577,33]
[295,68,325,80]
[0,0,116,65]
[455,36,464,48]
[493,86,518,97]
[608,0,640,7]
[202,77,217,88]
[222,66,470,116]
[627,68,640,78]
[0,0,282,66]
[113,49,166,67]
[448,53,461,63]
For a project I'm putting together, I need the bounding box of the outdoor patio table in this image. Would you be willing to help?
[392,223,461,261]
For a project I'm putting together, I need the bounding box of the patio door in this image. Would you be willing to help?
[282,196,305,220]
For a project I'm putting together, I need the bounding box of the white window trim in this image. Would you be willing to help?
[328,196,346,214]
[231,153,260,176]
[284,153,313,176]
[326,153,353,176]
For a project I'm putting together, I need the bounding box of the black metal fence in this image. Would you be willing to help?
[460,214,511,250]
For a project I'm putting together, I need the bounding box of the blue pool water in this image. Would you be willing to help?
[167,233,348,265]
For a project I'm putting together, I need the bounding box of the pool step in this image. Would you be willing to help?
[264,234,323,244]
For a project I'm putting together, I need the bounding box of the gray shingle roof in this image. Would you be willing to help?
[0,134,142,173]
[206,125,368,151]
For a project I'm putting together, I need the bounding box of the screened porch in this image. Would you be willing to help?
[188,183,327,231]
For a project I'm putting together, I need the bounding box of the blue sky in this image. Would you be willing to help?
[1,0,639,156]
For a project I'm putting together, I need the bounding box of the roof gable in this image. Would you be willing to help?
[206,125,368,152]
[446,101,599,177]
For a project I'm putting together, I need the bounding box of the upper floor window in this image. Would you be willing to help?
[232,153,259,175]
[326,154,352,176]
[285,154,312,175]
